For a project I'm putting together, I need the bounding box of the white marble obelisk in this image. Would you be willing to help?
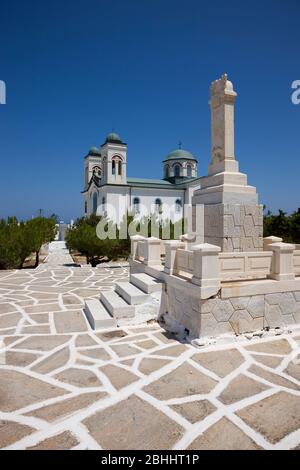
[192,74,263,252]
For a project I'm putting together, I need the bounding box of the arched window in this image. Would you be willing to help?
[133,197,140,214]
[93,166,101,178]
[175,199,182,213]
[155,198,162,213]
[164,165,169,179]
[187,164,192,177]
[112,156,122,176]
[174,164,180,177]
[92,193,98,214]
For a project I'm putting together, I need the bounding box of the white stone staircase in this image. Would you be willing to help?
[84,273,162,329]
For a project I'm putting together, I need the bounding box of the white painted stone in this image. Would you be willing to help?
[230,309,264,335]
[115,281,150,305]
[265,304,283,328]
[130,273,162,294]
[267,242,295,281]
[199,299,218,314]
[247,295,265,319]
[293,292,300,302]
[164,240,185,275]
[212,300,234,322]
[191,243,221,295]
[263,236,283,250]
[265,292,297,314]
[230,297,250,310]
[100,291,135,319]
[84,299,116,329]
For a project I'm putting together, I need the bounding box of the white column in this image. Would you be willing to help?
[267,242,295,281]
[191,243,221,293]
[263,236,283,250]
[143,237,162,266]
[130,235,146,261]
[208,74,239,176]
[164,240,185,275]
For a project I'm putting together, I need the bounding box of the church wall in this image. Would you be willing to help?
[130,187,186,223]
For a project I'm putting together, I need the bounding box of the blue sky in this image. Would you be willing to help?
[0,0,299,221]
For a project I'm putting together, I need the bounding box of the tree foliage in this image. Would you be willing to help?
[263,208,300,244]
[0,216,56,269]
[65,213,185,267]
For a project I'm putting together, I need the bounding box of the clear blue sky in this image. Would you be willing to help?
[0,0,299,221]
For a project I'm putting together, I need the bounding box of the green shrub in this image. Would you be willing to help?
[0,216,56,269]
[65,213,185,266]
[263,208,300,243]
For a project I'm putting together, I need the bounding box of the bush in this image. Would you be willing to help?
[263,208,300,243]
[0,216,56,270]
[65,213,185,266]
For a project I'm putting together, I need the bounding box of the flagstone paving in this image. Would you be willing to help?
[0,242,300,450]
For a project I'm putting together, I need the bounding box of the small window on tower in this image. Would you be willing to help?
[174,165,180,177]
[187,165,192,177]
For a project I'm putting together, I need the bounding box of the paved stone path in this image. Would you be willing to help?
[0,243,300,450]
[43,241,75,267]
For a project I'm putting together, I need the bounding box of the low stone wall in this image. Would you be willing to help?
[164,285,300,338]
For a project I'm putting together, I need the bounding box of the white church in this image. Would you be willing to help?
[82,132,201,224]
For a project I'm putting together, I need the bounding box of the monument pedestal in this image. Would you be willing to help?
[192,171,263,252]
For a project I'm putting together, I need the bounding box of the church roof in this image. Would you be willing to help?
[127,177,173,185]
[163,148,197,162]
[82,175,203,193]
[88,147,101,155]
[105,132,123,144]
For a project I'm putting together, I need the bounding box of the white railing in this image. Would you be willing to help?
[173,249,194,277]
[219,251,273,281]
[132,237,300,287]
[135,241,146,262]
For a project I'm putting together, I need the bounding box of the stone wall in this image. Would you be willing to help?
[204,203,263,252]
[164,285,300,338]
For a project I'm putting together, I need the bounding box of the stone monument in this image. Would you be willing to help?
[192,74,263,252]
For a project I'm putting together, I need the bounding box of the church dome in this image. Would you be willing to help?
[164,148,196,162]
[88,147,101,155]
[105,132,123,144]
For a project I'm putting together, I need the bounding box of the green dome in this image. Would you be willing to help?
[88,147,101,155]
[105,132,122,144]
[164,148,196,162]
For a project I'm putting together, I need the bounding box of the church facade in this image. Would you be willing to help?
[82,132,201,224]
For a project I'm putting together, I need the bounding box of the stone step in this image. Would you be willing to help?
[130,273,162,294]
[84,299,116,330]
[115,281,150,305]
[100,290,135,319]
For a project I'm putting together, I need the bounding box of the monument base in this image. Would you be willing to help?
[203,203,263,252]
[162,281,300,338]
